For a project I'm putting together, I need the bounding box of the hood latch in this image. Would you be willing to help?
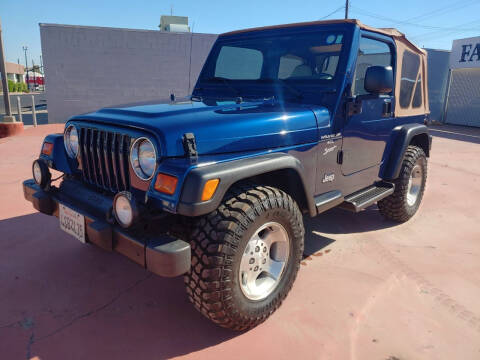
[182,133,198,162]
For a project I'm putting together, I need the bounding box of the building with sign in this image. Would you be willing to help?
[443,36,480,127]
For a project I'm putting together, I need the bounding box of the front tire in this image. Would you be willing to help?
[378,145,428,222]
[184,183,304,330]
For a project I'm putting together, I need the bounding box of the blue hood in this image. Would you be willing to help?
[71,99,325,157]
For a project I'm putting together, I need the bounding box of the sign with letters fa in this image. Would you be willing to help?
[450,36,480,69]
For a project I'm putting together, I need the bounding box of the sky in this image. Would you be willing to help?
[1,0,480,67]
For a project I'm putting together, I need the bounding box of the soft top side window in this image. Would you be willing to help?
[353,37,392,96]
[399,50,421,108]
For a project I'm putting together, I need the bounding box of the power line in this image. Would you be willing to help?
[410,18,480,42]
[350,5,480,32]
[319,5,345,20]
[402,0,477,23]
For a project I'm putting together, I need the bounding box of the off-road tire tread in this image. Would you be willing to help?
[378,145,427,222]
[184,182,304,330]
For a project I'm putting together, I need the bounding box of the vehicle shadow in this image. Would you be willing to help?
[302,205,397,257]
[0,213,239,359]
[0,207,398,359]
[305,205,397,235]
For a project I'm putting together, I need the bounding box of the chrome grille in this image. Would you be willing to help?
[78,127,131,192]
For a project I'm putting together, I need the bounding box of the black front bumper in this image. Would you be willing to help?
[22,179,191,277]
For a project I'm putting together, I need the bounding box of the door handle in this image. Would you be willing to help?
[382,99,392,117]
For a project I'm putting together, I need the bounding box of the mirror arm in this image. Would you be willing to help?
[345,96,363,117]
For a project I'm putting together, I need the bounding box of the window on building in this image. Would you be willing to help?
[215,46,263,80]
[353,37,392,96]
[399,50,421,108]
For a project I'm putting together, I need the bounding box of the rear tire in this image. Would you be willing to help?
[184,183,304,330]
[378,145,427,222]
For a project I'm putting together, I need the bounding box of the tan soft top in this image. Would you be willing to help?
[222,19,429,117]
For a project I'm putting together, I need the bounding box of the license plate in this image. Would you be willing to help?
[59,204,86,243]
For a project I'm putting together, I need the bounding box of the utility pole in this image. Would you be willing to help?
[0,19,15,121]
[22,45,29,90]
[345,0,349,19]
[32,59,36,91]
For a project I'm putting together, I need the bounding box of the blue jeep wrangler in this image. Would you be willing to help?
[24,19,431,330]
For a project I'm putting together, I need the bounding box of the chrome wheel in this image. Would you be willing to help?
[407,161,423,206]
[239,222,290,301]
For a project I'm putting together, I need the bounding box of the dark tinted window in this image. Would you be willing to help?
[400,51,420,108]
[215,46,263,80]
[412,75,422,108]
[353,37,392,96]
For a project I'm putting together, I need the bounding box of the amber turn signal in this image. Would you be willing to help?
[201,179,220,201]
[154,173,178,195]
[41,142,53,156]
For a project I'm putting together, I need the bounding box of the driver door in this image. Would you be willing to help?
[341,35,395,176]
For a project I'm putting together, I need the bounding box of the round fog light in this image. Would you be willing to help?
[113,192,138,228]
[32,159,51,189]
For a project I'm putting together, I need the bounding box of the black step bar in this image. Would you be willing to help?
[340,182,395,212]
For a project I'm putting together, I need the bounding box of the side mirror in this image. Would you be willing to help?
[364,66,393,94]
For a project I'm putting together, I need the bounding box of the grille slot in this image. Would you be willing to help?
[78,127,131,192]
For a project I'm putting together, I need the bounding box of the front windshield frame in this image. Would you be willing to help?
[195,25,353,100]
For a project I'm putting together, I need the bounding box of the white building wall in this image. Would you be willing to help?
[40,24,217,123]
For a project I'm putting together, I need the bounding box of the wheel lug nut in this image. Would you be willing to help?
[249,258,255,264]
[263,247,267,252]
[262,258,266,264]
[255,246,260,252]
[254,265,259,271]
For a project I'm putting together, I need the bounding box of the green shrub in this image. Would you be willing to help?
[8,79,15,92]
[21,82,28,93]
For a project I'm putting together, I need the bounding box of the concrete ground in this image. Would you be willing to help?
[1,124,479,360]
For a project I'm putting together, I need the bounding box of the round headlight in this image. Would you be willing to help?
[64,125,79,158]
[33,161,43,184]
[115,195,133,227]
[130,138,157,180]
[113,192,139,228]
[32,159,51,189]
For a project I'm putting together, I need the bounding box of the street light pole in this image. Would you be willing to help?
[22,45,29,90]
[345,0,349,19]
[0,19,15,121]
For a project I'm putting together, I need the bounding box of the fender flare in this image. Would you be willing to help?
[177,152,315,217]
[382,123,431,180]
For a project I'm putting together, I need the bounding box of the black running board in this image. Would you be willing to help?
[339,182,394,212]
[314,190,344,214]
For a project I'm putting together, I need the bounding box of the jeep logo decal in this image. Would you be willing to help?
[322,173,335,183]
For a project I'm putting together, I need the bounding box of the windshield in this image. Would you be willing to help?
[196,30,345,100]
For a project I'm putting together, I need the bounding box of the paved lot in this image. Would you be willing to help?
[1,124,479,360]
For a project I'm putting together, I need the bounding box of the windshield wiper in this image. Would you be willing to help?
[260,79,303,101]
[204,77,242,97]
